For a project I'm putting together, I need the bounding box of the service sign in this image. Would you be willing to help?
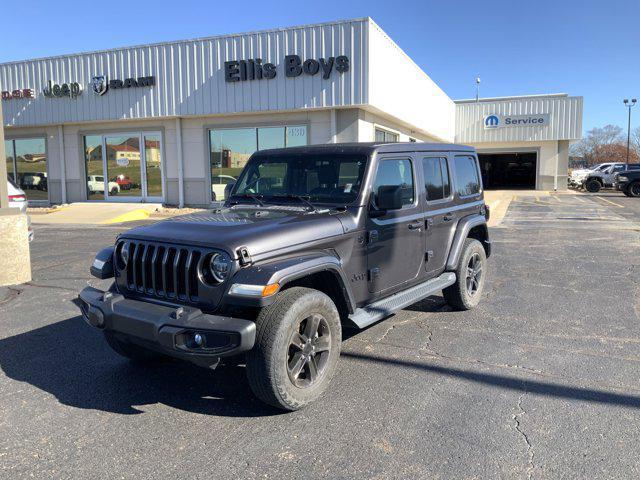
[484,114,550,129]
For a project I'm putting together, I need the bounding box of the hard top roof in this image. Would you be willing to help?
[254,142,476,156]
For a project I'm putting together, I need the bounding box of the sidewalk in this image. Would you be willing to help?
[29,202,163,225]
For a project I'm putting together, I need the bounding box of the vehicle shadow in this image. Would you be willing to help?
[0,315,280,417]
[342,351,640,409]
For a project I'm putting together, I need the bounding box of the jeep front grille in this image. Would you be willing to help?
[121,241,203,302]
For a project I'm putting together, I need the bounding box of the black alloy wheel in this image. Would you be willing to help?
[286,314,332,388]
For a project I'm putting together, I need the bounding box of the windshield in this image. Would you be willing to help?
[231,153,368,205]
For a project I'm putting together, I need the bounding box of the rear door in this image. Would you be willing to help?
[421,155,456,276]
[367,156,424,294]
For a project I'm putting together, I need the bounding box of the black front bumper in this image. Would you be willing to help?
[78,286,256,368]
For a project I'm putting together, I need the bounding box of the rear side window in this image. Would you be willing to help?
[373,159,415,206]
[422,157,451,201]
[454,155,481,196]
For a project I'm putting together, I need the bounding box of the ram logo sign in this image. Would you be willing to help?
[484,114,550,129]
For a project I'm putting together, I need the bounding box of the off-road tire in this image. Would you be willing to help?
[246,287,342,411]
[585,179,601,193]
[103,331,163,363]
[443,238,487,311]
[627,181,640,198]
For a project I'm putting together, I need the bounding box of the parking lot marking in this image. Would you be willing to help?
[596,196,624,208]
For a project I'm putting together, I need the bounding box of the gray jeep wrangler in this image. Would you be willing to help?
[78,143,491,410]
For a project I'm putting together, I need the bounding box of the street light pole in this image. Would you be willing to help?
[623,98,637,167]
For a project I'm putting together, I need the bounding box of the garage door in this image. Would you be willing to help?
[478,152,537,189]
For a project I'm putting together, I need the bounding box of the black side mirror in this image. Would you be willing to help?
[375,185,403,211]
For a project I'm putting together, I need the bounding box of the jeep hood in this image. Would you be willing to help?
[119,206,346,258]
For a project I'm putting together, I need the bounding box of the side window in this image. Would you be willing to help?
[612,165,624,173]
[454,155,481,196]
[373,159,415,206]
[422,157,451,201]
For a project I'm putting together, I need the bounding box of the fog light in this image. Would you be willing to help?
[193,333,204,347]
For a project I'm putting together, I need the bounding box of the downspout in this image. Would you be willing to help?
[330,109,337,144]
[554,142,559,192]
[175,117,184,208]
[58,125,67,204]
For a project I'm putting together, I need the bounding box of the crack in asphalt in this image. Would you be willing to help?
[0,287,22,307]
[23,281,79,293]
[513,390,535,480]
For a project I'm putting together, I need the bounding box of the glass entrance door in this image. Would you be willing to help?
[85,132,163,202]
[104,135,143,199]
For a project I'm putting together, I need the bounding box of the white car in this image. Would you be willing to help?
[7,176,27,213]
[569,163,620,187]
[211,175,236,201]
[87,175,120,195]
[7,176,33,241]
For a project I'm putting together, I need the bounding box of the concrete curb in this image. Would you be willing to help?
[102,209,151,224]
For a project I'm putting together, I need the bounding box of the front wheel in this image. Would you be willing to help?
[443,238,487,310]
[585,179,601,193]
[246,287,342,411]
[627,181,640,198]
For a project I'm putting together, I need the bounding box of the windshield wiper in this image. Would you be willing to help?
[228,193,265,206]
[269,194,319,212]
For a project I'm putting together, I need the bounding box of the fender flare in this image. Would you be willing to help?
[225,252,356,313]
[445,215,489,271]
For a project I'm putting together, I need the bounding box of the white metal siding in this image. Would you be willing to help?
[455,95,583,143]
[0,19,368,127]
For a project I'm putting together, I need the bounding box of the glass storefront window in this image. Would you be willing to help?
[285,126,307,147]
[144,134,163,198]
[209,125,307,201]
[5,140,15,181]
[375,128,399,143]
[84,135,104,200]
[257,127,285,150]
[5,138,47,201]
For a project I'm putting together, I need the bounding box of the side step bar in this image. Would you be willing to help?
[347,272,456,329]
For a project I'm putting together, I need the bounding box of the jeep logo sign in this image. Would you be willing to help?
[484,114,550,129]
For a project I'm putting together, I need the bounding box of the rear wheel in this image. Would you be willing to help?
[103,331,163,363]
[246,287,341,411]
[443,238,487,311]
[585,179,602,193]
[627,181,640,198]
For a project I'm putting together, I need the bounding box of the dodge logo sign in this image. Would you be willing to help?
[91,76,108,96]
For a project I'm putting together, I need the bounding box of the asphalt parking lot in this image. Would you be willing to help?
[1,193,639,479]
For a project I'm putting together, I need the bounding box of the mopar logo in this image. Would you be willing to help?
[484,115,500,128]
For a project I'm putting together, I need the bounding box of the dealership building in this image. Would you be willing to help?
[0,17,583,206]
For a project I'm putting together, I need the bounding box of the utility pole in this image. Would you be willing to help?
[623,98,637,167]
[0,101,8,209]
[475,76,481,102]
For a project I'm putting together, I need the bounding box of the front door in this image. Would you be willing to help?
[367,157,424,294]
[101,132,163,202]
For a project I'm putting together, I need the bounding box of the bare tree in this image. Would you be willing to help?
[569,125,629,165]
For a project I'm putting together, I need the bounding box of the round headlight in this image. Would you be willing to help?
[209,252,231,283]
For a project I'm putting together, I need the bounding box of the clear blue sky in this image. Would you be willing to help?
[1,0,639,134]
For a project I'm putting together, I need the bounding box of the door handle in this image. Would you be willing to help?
[408,221,422,230]
[443,213,454,222]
